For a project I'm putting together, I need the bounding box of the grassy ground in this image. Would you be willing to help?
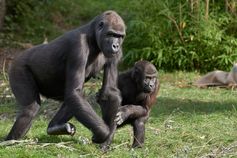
[0,72,236,158]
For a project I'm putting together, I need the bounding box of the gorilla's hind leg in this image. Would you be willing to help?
[5,102,40,140]
[6,66,41,140]
[47,103,75,136]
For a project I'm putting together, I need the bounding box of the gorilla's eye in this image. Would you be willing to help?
[152,78,156,82]
[107,31,124,38]
[107,32,117,37]
[144,78,150,83]
[119,34,125,39]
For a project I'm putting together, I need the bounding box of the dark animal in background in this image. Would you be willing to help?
[115,60,159,148]
[6,10,126,145]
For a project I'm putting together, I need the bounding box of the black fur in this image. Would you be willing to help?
[6,10,126,144]
[116,61,159,148]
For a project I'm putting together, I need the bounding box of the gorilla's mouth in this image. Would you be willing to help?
[112,52,119,56]
[143,88,152,93]
[103,51,119,58]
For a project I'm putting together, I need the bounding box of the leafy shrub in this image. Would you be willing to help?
[2,0,237,72]
[122,0,237,72]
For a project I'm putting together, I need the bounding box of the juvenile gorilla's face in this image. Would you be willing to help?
[133,61,158,93]
[96,11,126,58]
[142,75,157,93]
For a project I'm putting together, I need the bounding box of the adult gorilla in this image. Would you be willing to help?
[6,10,126,144]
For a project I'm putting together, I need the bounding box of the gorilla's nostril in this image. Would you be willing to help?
[112,43,119,52]
[149,84,153,88]
[113,44,118,48]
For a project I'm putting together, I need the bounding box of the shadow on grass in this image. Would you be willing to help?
[151,96,237,117]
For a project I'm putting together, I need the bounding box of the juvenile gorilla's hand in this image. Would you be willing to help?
[115,106,129,125]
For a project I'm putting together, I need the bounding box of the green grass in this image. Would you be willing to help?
[0,72,237,157]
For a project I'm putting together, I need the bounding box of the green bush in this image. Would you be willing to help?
[2,0,237,72]
[122,0,237,72]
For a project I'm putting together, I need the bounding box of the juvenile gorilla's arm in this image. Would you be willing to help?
[115,105,148,125]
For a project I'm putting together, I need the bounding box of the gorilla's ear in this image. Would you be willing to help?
[98,21,104,30]
[131,67,139,81]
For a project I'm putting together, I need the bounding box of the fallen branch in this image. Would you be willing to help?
[147,126,161,135]
[200,141,237,158]
[0,139,76,151]
[111,141,130,151]
[197,137,216,156]
[54,142,76,151]
[0,139,36,146]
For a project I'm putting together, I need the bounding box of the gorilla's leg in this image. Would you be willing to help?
[6,68,41,140]
[47,103,75,136]
[6,102,40,140]
[97,89,121,150]
[132,118,146,148]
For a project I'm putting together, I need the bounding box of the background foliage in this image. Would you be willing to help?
[1,0,237,72]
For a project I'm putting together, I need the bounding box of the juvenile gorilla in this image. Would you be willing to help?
[115,60,159,148]
[6,10,126,144]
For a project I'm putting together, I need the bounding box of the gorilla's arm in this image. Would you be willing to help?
[96,58,122,150]
[64,47,109,143]
[115,105,148,125]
